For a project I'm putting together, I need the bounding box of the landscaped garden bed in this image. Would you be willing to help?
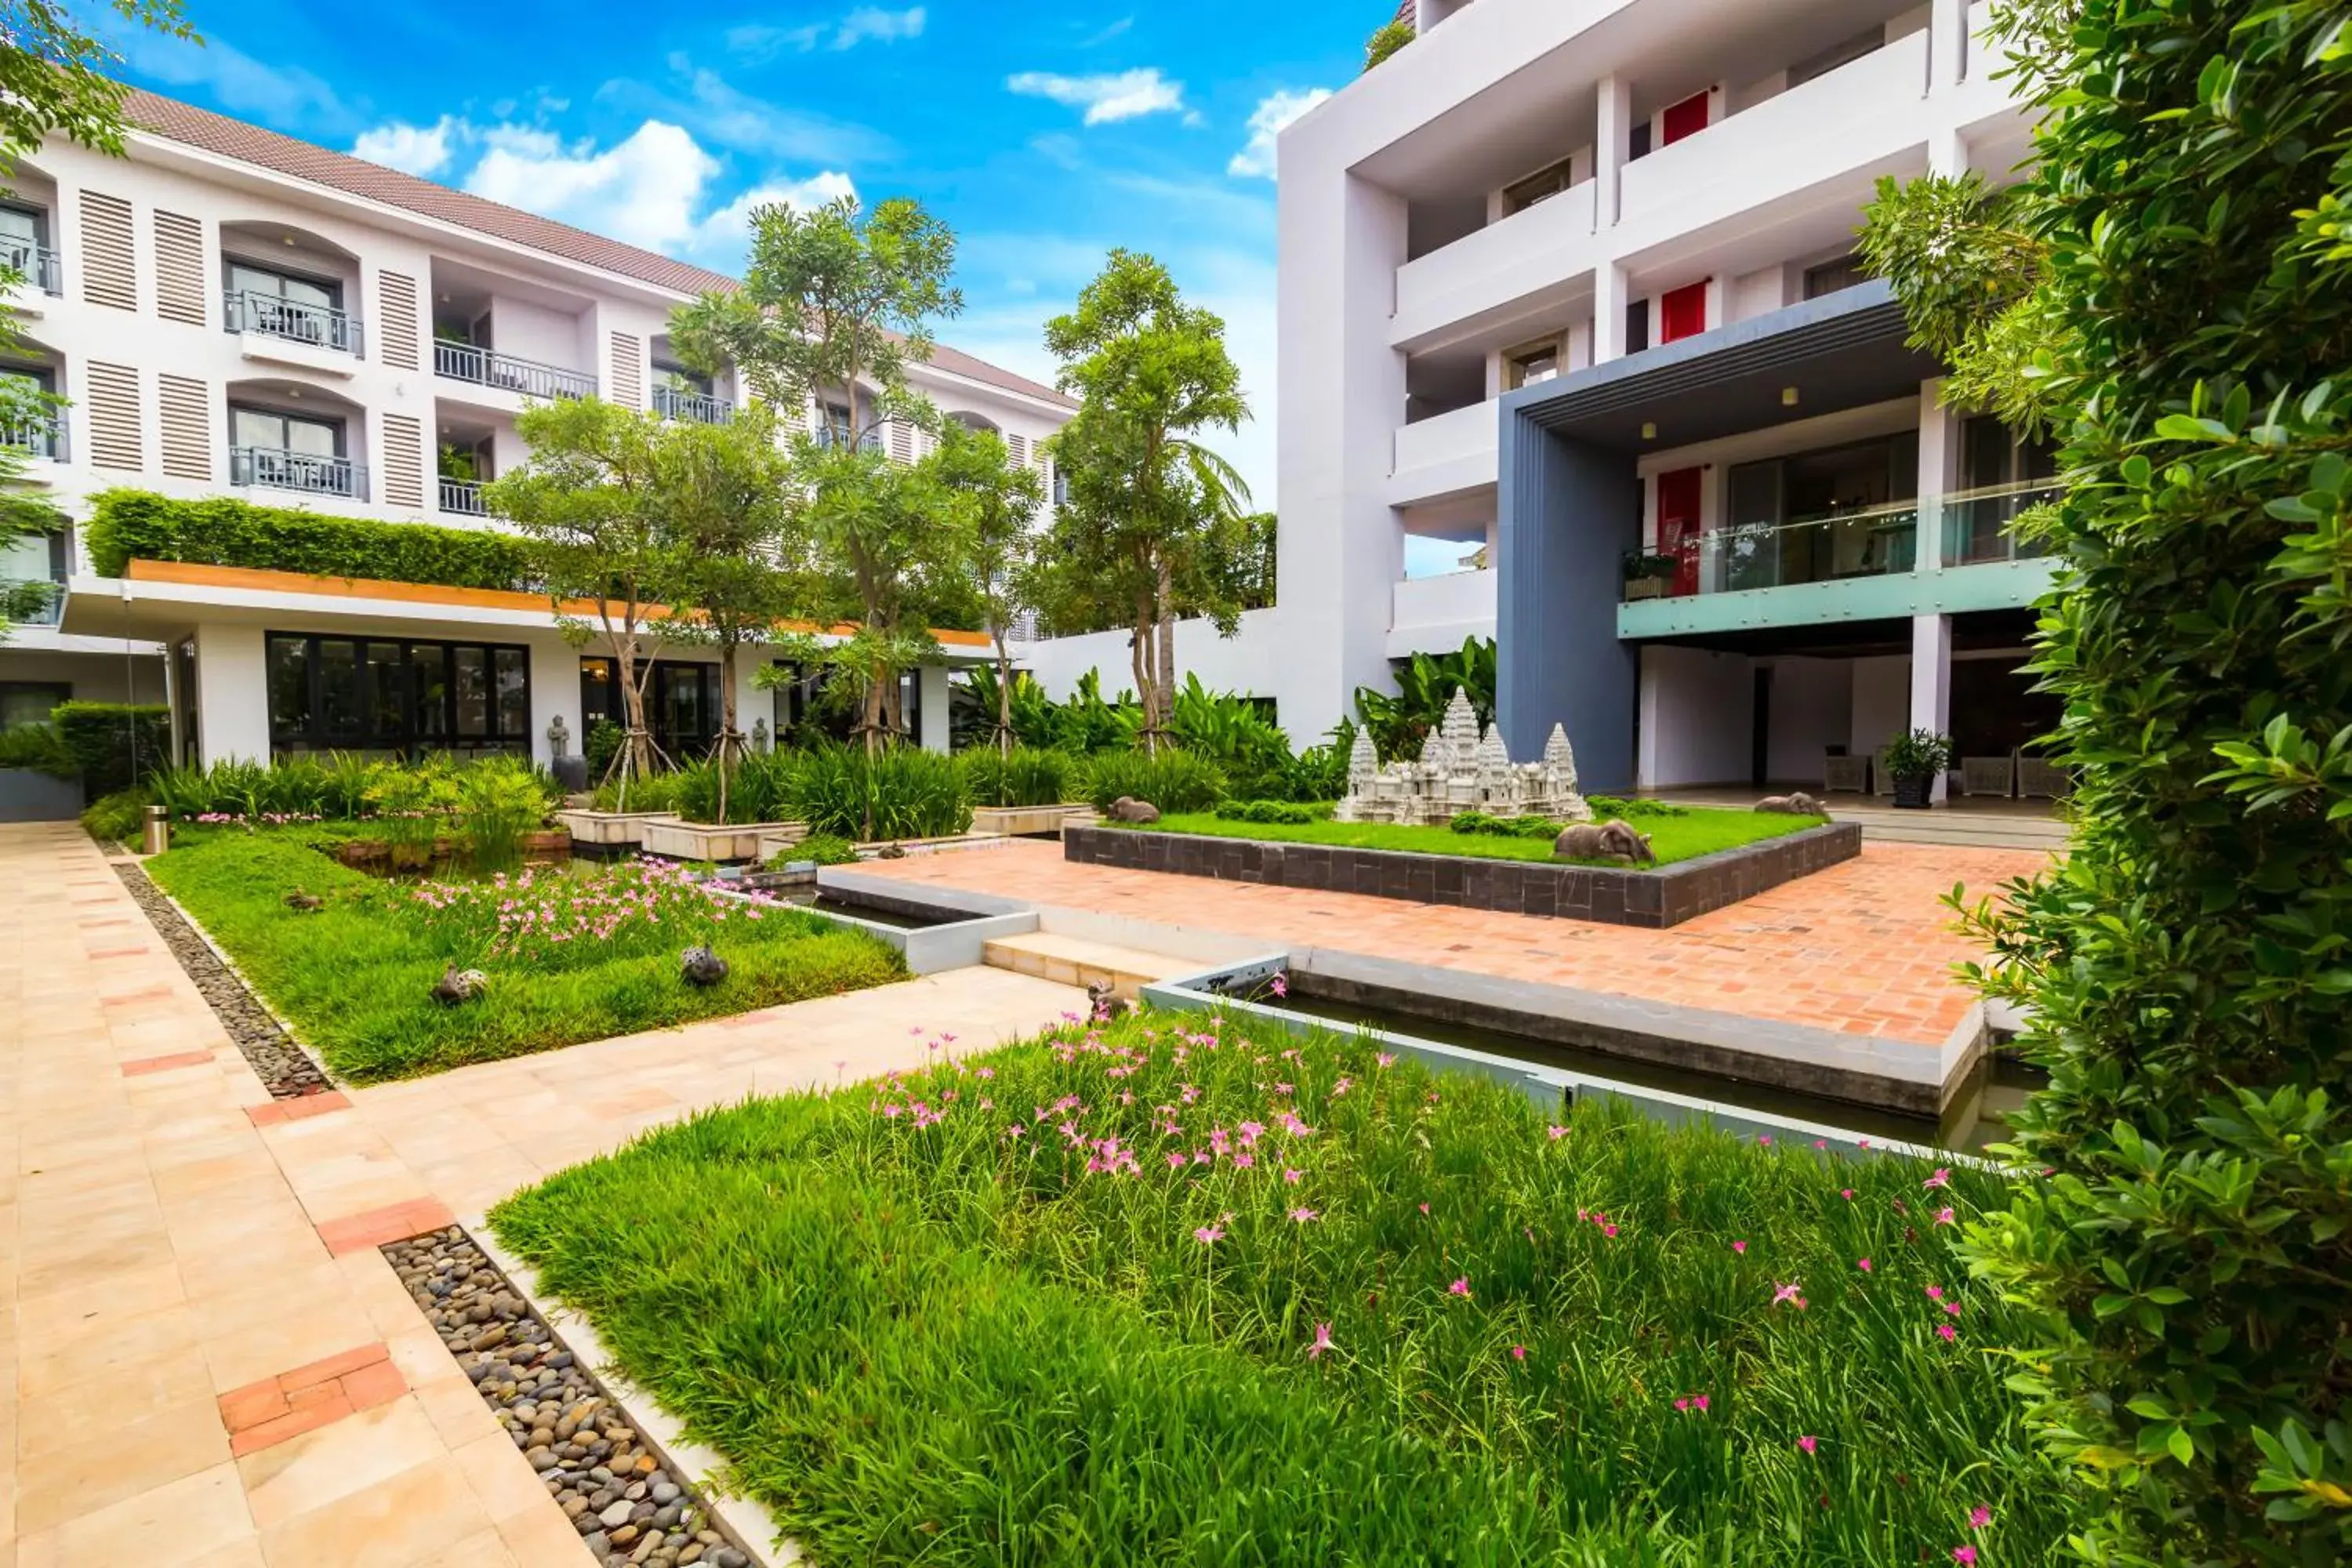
[491,1008,2060,1566]
[145,828,907,1081]
[1129,804,1820,866]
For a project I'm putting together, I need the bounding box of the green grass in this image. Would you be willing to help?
[1129,806,1819,866]
[148,828,907,1081]
[492,1011,2062,1566]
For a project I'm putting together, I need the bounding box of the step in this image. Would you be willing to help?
[982,932,1185,1000]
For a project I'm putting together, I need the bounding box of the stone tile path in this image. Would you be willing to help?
[0,822,1087,1566]
[852,837,2048,1047]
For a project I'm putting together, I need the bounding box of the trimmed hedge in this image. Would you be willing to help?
[53,702,169,796]
[82,489,531,591]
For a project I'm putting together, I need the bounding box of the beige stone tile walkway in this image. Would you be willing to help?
[0,822,1087,1565]
[852,837,2048,1047]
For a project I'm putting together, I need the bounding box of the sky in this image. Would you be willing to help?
[107,2,1370,505]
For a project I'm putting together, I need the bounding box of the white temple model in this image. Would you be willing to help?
[1334,688,1593,826]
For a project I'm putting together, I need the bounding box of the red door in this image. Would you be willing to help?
[1657,466,1704,597]
[1661,89,1711,147]
[1660,280,1709,344]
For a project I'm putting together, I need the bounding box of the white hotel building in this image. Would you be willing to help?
[1265,0,2049,795]
[0,91,1073,774]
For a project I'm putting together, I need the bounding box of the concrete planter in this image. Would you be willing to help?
[971,804,1086,837]
[1064,821,1864,929]
[753,824,811,862]
[0,769,82,823]
[641,818,803,863]
[553,808,679,848]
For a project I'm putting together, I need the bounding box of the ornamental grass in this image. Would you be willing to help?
[493,1010,2063,1565]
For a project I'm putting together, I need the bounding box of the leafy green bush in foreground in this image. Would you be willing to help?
[494,1010,2064,1566]
[1076,748,1226,814]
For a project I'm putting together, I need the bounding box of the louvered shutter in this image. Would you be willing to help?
[609,332,641,408]
[79,192,136,312]
[85,361,143,470]
[1007,432,1029,466]
[379,271,420,370]
[381,413,425,509]
[888,418,914,463]
[152,212,205,325]
[157,374,209,480]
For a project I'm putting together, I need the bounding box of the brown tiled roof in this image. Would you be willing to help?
[1394,0,1417,27]
[122,89,1076,409]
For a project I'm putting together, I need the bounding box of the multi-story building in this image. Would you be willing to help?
[0,90,1073,771]
[1273,0,2049,797]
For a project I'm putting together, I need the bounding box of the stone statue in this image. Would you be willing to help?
[1334,689,1592,826]
[1755,791,1825,815]
[431,964,488,1005]
[680,946,729,986]
[546,714,571,758]
[1106,796,1161,824]
[1552,819,1655,866]
[283,891,323,913]
[752,717,770,753]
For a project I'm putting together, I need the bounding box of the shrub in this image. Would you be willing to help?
[1448,811,1560,840]
[51,702,170,796]
[1587,795,1691,820]
[82,488,530,590]
[1078,749,1228,815]
[1879,729,1951,782]
[0,722,75,777]
[1213,799,1330,825]
[787,742,971,841]
[768,832,858,869]
[960,746,1077,808]
[1354,637,1496,761]
[364,758,460,867]
[456,757,555,873]
[673,750,800,826]
[1363,18,1413,71]
[583,717,624,783]
[81,787,148,844]
[590,769,681,815]
[150,754,378,821]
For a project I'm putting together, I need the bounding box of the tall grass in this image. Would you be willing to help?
[493,1011,2062,1566]
[1077,749,1228,813]
[789,742,971,840]
[957,745,1077,808]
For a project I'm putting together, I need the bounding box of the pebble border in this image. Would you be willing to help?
[110,859,333,1099]
[383,1225,758,1568]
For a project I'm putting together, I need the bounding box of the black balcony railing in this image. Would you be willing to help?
[434,340,597,401]
[438,477,486,516]
[653,384,734,425]
[1,414,65,462]
[224,289,363,355]
[230,445,367,501]
[1,240,61,296]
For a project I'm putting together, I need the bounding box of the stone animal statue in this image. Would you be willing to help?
[430,964,487,1005]
[680,946,729,987]
[1552,818,1657,866]
[1754,791,1825,816]
[877,842,907,860]
[1086,979,1131,1021]
[1106,796,1161,824]
[283,891,324,913]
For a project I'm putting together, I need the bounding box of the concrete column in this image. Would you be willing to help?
[527,630,584,769]
[1928,125,1969,178]
[1909,612,1953,803]
[1595,74,1632,230]
[1915,376,1961,570]
[1592,261,1628,365]
[918,664,952,753]
[193,622,268,766]
[1932,0,1967,87]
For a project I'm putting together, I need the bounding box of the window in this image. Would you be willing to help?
[1501,158,1577,215]
[0,204,47,274]
[227,260,339,313]
[1504,337,1563,390]
[232,405,342,457]
[818,400,879,450]
[1628,122,1653,162]
[0,681,71,730]
[1624,298,1651,355]
[653,360,711,397]
[1802,254,1869,300]
[579,658,723,760]
[267,633,531,757]
[225,260,347,348]
[231,405,350,495]
[0,363,57,458]
[1051,463,1069,508]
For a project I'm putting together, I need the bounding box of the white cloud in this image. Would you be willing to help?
[691,172,861,250]
[115,29,355,133]
[1005,67,1187,126]
[604,58,892,165]
[726,6,923,57]
[834,6,927,47]
[1228,88,1332,180]
[350,117,459,177]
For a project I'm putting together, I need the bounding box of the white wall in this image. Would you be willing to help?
[487,294,584,369]
[1762,655,1852,782]
[193,621,267,764]
[1638,644,1751,787]
[1015,607,1285,705]
[917,663,951,754]
[1849,653,1911,759]
[0,646,166,705]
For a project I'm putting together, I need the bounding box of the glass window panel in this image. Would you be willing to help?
[266,637,310,742]
[281,274,335,310]
[0,207,39,247]
[454,647,489,738]
[494,648,528,738]
[412,645,448,739]
[285,416,339,456]
[579,657,614,729]
[2,681,69,729]
[317,640,360,740]
[228,263,280,297]
[232,408,286,449]
[366,643,407,742]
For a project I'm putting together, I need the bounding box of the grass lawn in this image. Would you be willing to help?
[492,1010,2061,1566]
[1131,805,1822,866]
[148,828,906,1081]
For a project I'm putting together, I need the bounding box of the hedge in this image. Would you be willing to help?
[52,702,169,796]
[82,490,531,591]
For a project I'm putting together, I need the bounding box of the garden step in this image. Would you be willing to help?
[982,932,1185,1000]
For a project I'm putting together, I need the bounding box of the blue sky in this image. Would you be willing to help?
[111,3,1370,503]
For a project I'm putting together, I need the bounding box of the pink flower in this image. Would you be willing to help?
[1289,1207,1318,1223]
[1926,1285,1945,1300]
[1797,1435,1818,1455]
[1952,1548,1976,1565]
[1510,1345,1526,1361]
[1937,1323,1958,1342]
[1375,1052,1396,1068]
[1934,1207,1956,1226]
[1418,1202,1431,1214]
[1674,1397,1689,1413]
[1924,1167,1951,1191]
[1269,972,1288,998]
[1233,1152,1255,1169]
[1770,1281,1807,1310]
[1732,1240,1748,1254]
[1194,1225,1225,1245]
[1943,1299,1962,1317]
[1840,1189,1855,1201]
[1602,1223,1619,1238]
[1448,1277,1472,1298]
[1307,1322,1334,1359]
[1283,1168,1302,1184]
[1857,1257,1873,1272]
[1969,1506,1992,1530]
[1546,1125,1568,1141]
[1757,1134,1773,1146]
[1813,1138,1828,1150]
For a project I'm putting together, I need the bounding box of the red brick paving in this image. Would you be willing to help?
[216,1340,408,1456]
[247,1090,353,1127]
[855,840,2046,1047]
[314,1196,456,1257]
[120,1048,217,1076]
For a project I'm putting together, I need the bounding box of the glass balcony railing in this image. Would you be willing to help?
[1621,481,2064,603]
[2,240,61,296]
[225,289,363,355]
[653,384,734,425]
[439,477,486,516]
[1,413,65,462]
[230,445,367,502]
[434,340,597,401]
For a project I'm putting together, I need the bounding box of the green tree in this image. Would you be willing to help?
[670,194,964,751]
[0,1,198,642]
[483,398,688,796]
[1363,18,1414,71]
[653,406,805,820]
[931,421,1044,757]
[1037,251,1250,751]
[1867,2,2352,1559]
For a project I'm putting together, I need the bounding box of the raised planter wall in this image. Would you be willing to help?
[971,804,1086,837]
[554,808,679,848]
[1064,821,1864,929]
[641,818,803,863]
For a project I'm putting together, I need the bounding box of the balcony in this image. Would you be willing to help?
[434,341,597,401]
[2,240,61,297]
[439,477,486,517]
[1389,568,1497,657]
[1943,480,2057,565]
[1,412,66,463]
[224,289,363,357]
[653,385,734,425]
[230,445,368,502]
[1391,399,1499,503]
[1392,179,1597,351]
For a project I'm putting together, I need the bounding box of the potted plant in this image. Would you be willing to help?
[1882,728,1953,809]
[1622,552,1680,601]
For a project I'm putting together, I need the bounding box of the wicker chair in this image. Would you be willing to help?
[1823,753,1869,794]
[1960,756,2016,798]
[2016,754,2072,799]
[1872,745,1896,797]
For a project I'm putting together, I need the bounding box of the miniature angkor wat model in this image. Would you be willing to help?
[1334,688,1593,827]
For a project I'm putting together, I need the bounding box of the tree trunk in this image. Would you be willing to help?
[716,641,739,826]
[994,634,1014,763]
[1129,613,1155,756]
[1153,557,1176,752]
